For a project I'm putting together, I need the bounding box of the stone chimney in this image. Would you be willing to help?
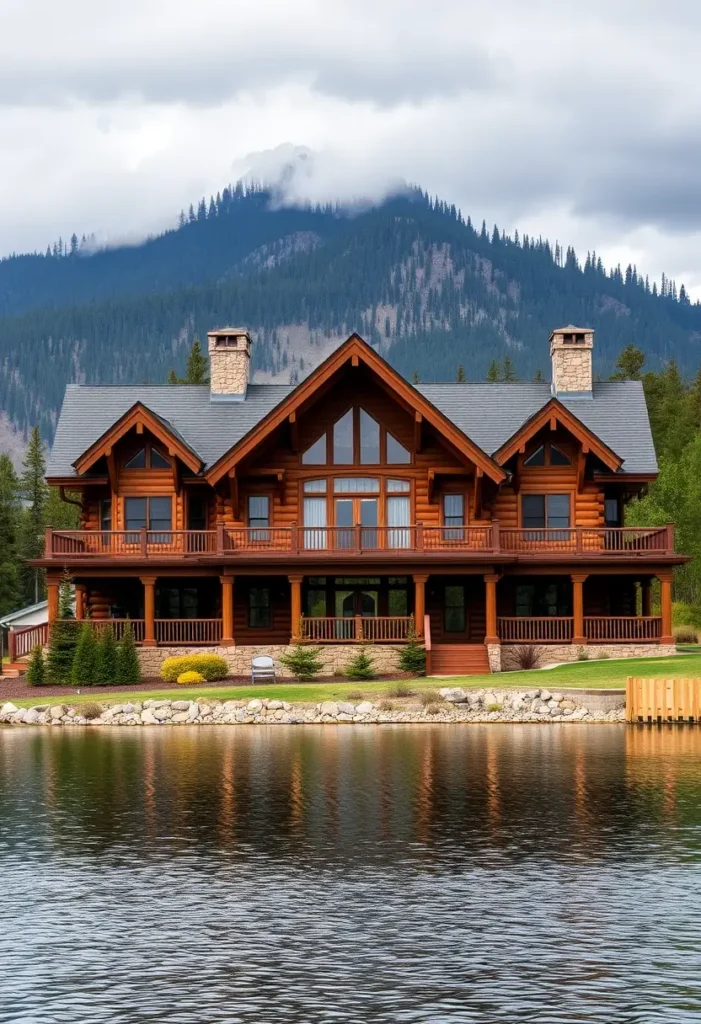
[550,325,593,397]
[207,327,251,401]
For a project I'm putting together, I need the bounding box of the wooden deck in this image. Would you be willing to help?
[627,678,701,722]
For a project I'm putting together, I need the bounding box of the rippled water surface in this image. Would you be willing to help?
[2,725,701,1023]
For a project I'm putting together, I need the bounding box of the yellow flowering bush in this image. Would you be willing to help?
[161,653,228,683]
[176,670,205,686]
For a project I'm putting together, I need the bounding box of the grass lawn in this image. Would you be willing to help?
[8,651,701,709]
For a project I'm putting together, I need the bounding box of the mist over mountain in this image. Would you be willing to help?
[1,183,700,445]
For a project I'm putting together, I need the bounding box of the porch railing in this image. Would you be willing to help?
[90,619,146,642]
[8,622,49,660]
[497,617,574,643]
[300,615,414,643]
[500,526,672,554]
[584,616,662,642]
[155,619,222,645]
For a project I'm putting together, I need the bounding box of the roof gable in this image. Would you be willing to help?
[204,334,507,485]
[493,397,623,471]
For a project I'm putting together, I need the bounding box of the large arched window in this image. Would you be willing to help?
[301,408,411,466]
[302,477,412,549]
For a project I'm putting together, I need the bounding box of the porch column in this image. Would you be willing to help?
[413,574,428,637]
[141,576,157,647]
[220,575,234,647]
[641,579,652,617]
[289,574,303,641]
[484,573,499,645]
[47,576,59,625]
[658,572,674,644]
[75,584,86,621]
[571,573,588,645]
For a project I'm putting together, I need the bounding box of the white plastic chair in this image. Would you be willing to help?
[251,655,275,684]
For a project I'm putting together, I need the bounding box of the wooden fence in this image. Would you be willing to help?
[626,677,701,723]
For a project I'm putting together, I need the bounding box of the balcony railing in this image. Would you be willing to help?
[584,616,662,642]
[497,615,664,643]
[43,524,676,559]
[300,616,414,643]
[498,617,574,643]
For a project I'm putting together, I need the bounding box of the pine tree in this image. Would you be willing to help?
[184,337,209,384]
[502,355,518,381]
[412,371,420,384]
[94,624,118,685]
[0,454,21,616]
[344,647,375,680]
[486,360,500,382]
[532,368,545,382]
[398,625,426,675]
[71,623,98,685]
[58,570,73,618]
[46,619,81,684]
[116,621,141,684]
[167,368,179,385]
[17,426,48,605]
[26,645,45,686]
[456,364,466,382]
[279,641,324,681]
[609,344,645,381]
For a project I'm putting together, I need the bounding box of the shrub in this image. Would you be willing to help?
[94,625,118,685]
[346,690,365,701]
[161,654,229,683]
[378,699,394,712]
[487,703,502,713]
[176,670,205,685]
[46,619,81,684]
[388,682,414,698]
[71,623,98,686]
[674,625,698,645]
[576,647,590,662]
[598,651,610,659]
[506,645,542,671]
[278,642,324,682]
[116,621,141,685]
[425,702,442,715]
[80,702,103,720]
[398,625,426,676]
[344,647,375,681]
[418,689,437,706]
[26,645,45,687]
[673,601,701,629]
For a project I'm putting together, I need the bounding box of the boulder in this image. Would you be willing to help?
[187,703,200,722]
[483,692,497,706]
[337,701,356,716]
[152,706,171,721]
[442,688,468,703]
[49,705,66,720]
[356,701,374,715]
[1,703,18,716]
[171,712,190,723]
[267,700,284,711]
[551,693,564,703]
[540,689,552,702]
[140,709,160,725]
[319,701,339,717]
[25,708,40,724]
[171,700,190,711]
[247,699,263,713]
[13,708,28,722]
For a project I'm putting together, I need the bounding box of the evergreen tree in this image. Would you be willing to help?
[94,624,118,685]
[0,454,21,616]
[486,360,500,382]
[46,619,81,684]
[610,344,645,381]
[116,621,141,684]
[184,337,209,384]
[44,486,80,530]
[501,356,518,381]
[58,571,74,618]
[279,641,324,681]
[344,647,375,680]
[71,623,98,685]
[532,368,545,382]
[17,426,48,605]
[26,645,45,686]
[398,625,426,675]
[456,364,466,382]
[412,370,420,384]
[167,368,179,385]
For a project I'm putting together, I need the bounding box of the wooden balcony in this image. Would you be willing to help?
[42,524,676,561]
[497,616,664,644]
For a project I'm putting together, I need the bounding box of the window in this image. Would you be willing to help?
[515,582,571,617]
[387,495,410,548]
[523,442,571,467]
[387,479,410,492]
[302,435,326,465]
[444,585,466,632]
[305,586,327,617]
[522,494,570,530]
[100,498,112,531]
[150,448,170,469]
[187,495,207,531]
[523,445,545,467]
[248,495,270,539]
[333,477,379,493]
[125,496,172,532]
[248,587,271,628]
[443,494,465,539]
[550,444,570,466]
[360,410,380,464]
[333,410,354,464]
[605,497,620,527]
[386,432,411,464]
[304,479,327,493]
[125,448,146,469]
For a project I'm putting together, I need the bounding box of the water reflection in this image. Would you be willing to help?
[1,725,701,1022]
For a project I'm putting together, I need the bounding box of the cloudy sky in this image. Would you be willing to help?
[3,0,701,293]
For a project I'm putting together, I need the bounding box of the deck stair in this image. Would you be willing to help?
[428,644,491,676]
[1,663,28,679]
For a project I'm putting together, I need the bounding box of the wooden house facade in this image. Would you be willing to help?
[30,327,686,675]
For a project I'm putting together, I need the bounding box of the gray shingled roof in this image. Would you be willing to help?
[48,378,657,478]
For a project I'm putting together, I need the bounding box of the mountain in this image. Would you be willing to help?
[2,184,701,446]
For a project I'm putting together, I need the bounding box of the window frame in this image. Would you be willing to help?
[522,441,572,468]
[444,584,466,633]
[300,407,414,468]
[123,495,173,532]
[520,491,572,530]
[122,444,172,470]
[248,585,271,629]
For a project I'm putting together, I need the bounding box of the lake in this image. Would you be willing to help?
[1,724,701,1023]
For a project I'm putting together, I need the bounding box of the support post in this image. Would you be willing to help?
[289,574,303,641]
[47,577,60,626]
[413,574,428,637]
[75,584,86,621]
[141,576,157,647]
[641,578,652,618]
[658,572,674,644]
[220,575,234,647]
[571,573,588,645]
[484,573,500,645]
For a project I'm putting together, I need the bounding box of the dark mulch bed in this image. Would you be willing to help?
[0,672,409,701]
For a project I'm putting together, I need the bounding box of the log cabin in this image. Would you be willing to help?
[29,326,687,675]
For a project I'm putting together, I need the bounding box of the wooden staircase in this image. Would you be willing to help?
[1,662,28,680]
[427,644,491,676]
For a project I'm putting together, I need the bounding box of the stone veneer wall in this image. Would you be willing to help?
[550,331,594,393]
[499,643,676,671]
[137,644,404,679]
[208,334,249,395]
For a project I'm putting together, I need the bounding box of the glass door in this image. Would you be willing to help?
[360,498,378,548]
[303,497,327,549]
[335,498,354,549]
[334,589,356,639]
[387,495,410,548]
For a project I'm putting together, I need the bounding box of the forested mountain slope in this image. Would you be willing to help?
[2,186,701,443]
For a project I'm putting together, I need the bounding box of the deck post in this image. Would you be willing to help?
[44,527,53,559]
[571,573,588,645]
[413,575,428,637]
[141,576,157,647]
[47,576,60,626]
[658,572,674,644]
[484,573,500,645]
[289,574,303,641]
[220,575,234,646]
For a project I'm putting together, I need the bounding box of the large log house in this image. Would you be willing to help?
[30,326,686,674]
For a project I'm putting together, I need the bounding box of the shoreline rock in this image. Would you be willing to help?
[0,688,625,727]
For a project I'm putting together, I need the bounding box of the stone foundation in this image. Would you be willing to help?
[499,643,676,671]
[137,644,404,679]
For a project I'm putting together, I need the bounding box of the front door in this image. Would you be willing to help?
[334,586,379,639]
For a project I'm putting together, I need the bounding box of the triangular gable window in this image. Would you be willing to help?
[150,449,171,469]
[125,448,147,469]
[387,433,411,464]
[550,444,570,466]
[302,435,326,465]
[523,445,545,467]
